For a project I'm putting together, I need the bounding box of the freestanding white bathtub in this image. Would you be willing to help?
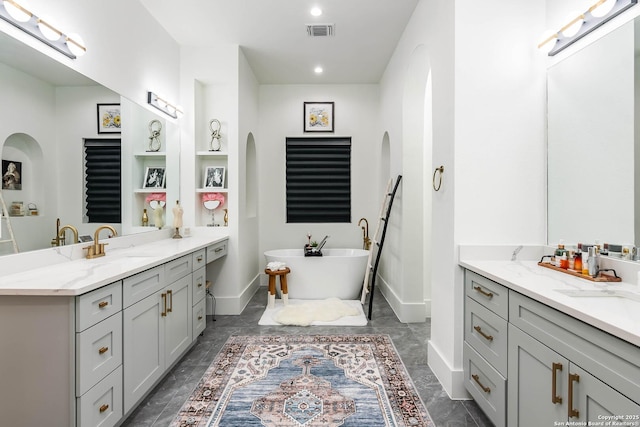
[264,248,368,300]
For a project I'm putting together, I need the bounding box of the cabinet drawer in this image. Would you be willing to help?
[509,290,640,406]
[465,270,508,319]
[463,342,506,427]
[76,281,122,332]
[206,240,227,263]
[165,255,192,284]
[123,265,165,308]
[465,297,508,376]
[192,249,206,271]
[76,312,123,396]
[77,365,122,427]
[193,297,206,338]
[192,267,206,304]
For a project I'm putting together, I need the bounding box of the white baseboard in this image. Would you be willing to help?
[207,274,260,315]
[427,340,470,400]
[376,275,427,323]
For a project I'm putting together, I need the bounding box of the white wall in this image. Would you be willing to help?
[380,0,547,398]
[257,84,380,267]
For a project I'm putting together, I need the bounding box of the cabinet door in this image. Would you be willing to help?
[165,274,192,368]
[570,364,640,423]
[123,292,165,414]
[508,325,568,427]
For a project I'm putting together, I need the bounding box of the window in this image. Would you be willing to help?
[286,137,351,223]
[84,138,121,223]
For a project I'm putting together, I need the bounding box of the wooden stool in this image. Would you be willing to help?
[265,267,290,308]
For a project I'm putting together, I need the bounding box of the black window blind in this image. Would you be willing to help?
[84,138,121,223]
[286,137,351,223]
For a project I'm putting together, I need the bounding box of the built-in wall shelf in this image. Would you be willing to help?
[195,188,228,193]
[134,152,166,157]
[134,189,167,194]
[196,151,228,157]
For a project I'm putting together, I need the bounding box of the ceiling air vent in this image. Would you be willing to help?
[306,24,334,37]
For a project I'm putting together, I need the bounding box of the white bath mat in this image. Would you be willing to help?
[258,298,368,326]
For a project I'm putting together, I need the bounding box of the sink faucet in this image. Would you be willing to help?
[358,218,371,250]
[58,225,79,246]
[85,225,118,259]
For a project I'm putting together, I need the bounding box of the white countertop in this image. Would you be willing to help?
[0,233,228,297]
[460,255,640,348]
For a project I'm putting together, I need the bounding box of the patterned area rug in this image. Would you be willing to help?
[171,334,433,426]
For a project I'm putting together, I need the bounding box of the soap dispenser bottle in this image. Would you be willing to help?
[574,243,583,272]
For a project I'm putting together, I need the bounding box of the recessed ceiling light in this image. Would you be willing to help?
[314,66,323,74]
[310,7,322,17]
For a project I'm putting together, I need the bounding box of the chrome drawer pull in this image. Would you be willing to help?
[473,285,494,299]
[473,325,494,342]
[568,373,580,418]
[472,374,491,393]
[551,363,563,404]
[98,301,109,309]
[98,346,109,355]
[99,404,109,413]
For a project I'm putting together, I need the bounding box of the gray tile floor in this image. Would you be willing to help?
[121,288,493,427]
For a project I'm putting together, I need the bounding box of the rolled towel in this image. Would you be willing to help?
[267,261,287,271]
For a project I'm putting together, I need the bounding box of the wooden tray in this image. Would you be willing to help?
[537,262,621,282]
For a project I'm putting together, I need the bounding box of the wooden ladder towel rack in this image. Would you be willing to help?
[0,190,19,254]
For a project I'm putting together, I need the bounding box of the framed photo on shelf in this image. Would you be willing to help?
[97,103,121,134]
[142,166,166,189]
[303,101,334,132]
[2,159,22,190]
[203,166,225,188]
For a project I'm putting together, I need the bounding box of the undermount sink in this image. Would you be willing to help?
[555,289,640,311]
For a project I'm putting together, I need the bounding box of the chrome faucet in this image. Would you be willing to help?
[58,225,79,246]
[358,218,371,250]
[85,225,118,259]
[317,235,330,252]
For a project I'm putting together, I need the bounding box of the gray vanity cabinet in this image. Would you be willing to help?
[507,290,640,426]
[123,255,193,414]
[464,269,640,427]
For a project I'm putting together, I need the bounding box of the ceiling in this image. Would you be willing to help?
[139,0,419,84]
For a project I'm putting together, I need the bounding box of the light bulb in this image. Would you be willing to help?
[4,0,31,22]
[66,33,86,57]
[591,0,616,18]
[561,12,584,38]
[37,17,61,41]
[314,66,323,74]
[537,30,558,54]
[310,7,322,17]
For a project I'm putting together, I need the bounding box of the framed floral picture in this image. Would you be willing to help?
[304,102,334,132]
[97,103,121,134]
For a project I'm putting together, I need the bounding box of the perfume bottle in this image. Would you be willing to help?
[142,209,149,226]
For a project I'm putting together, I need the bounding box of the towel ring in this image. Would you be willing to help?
[432,165,444,191]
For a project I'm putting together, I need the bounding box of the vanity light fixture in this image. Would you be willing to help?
[0,0,86,59]
[147,91,183,119]
[538,0,637,56]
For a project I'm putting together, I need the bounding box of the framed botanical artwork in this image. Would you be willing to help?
[2,159,22,190]
[142,166,166,189]
[204,166,225,188]
[97,103,121,134]
[304,102,334,132]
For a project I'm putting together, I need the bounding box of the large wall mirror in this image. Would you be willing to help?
[0,31,180,256]
[548,18,640,247]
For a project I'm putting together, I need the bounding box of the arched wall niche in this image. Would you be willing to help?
[379,131,391,194]
[246,132,257,218]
